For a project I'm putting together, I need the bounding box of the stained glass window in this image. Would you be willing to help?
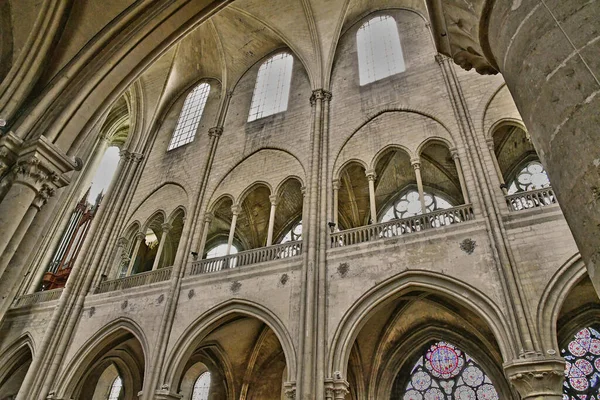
[192,372,211,400]
[562,327,600,400]
[507,160,551,194]
[380,190,453,223]
[248,53,294,121]
[168,83,210,150]
[357,15,406,85]
[402,342,499,400]
[280,220,302,243]
[107,376,122,400]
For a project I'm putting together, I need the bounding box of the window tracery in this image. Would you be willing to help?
[380,190,453,223]
[168,83,210,150]
[357,15,406,85]
[280,220,302,243]
[507,160,550,194]
[107,376,122,400]
[192,372,211,400]
[562,327,600,400]
[402,342,499,400]
[248,53,294,121]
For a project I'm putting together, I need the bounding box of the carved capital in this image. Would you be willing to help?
[283,381,296,399]
[449,148,460,160]
[31,185,55,210]
[410,157,421,170]
[365,169,377,181]
[135,232,146,241]
[203,212,214,224]
[208,126,224,138]
[161,223,173,233]
[325,377,350,400]
[117,237,129,248]
[332,179,340,191]
[231,204,241,216]
[0,131,23,176]
[504,356,565,399]
[486,138,495,151]
[154,388,183,400]
[269,194,279,206]
[310,89,332,106]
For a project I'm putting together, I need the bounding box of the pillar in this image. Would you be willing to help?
[332,179,340,228]
[486,138,508,195]
[198,213,213,258]
[126,232,145,276]
[266,195,278,246]
[226,205,240,255]
[504,357,565,400]
[366,170,377,224]
[152,223,172,271]
[450,148,470,203]
[485,0,600,290]
[324,378,350,400]
[411,158,427,214]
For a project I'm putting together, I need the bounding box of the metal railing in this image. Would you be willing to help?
[11,288,63,308]
[96,267,172,294]
[330,204,475,248]
[190,240,303,275]
[505,187,556,212]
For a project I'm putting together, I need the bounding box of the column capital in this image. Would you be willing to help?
[208,126,223,138]
[310,89,332,105]
[135,231,146,241]
[283,381,296,399]
[449,147,460,160]
[332,179,340,190]
[117,237,129,248]
[365,169,377,181]
[410,157,422,169]
[301,186,307,196]
[203,212,214,224]
[504,356,565,400]
[269,194,279,206]
[325,377,350,400]
[231,204,241,216]
[31,185,55,210]
[154,388,183,400]
[161,223,173,232]
[486,138,495,150]
[0,131,23,176]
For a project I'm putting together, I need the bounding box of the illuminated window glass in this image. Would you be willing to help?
[562,327,600,400]
[357,15,406,85]
[507,160,551,194]
[192,372,211,400]
[248,53,294,121]
[280,220,302,243]
[168,83,210,150]
[380,190,453,223]
[107,376,122,400]
[402,342,499,400]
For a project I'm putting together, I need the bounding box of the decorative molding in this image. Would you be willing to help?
[283,381,296,399]
[208,126,224,138]
[325,377,350,400]
[310,89,332,105]
[0,131,23,176]
[504,356,565,399]
[460,238,477,255]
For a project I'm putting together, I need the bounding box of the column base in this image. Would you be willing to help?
[504,356,565,400]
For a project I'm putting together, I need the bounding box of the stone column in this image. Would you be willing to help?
[226,205,240,255]
[332,179,340,228]
[504,356,565,400]
[486,138,508,195]
[366,170,377,224]
[266,194,278,246]
[450,148,470,203]
[152,223,172,271]
[197,213,213,258]
[324,378,350,400]
[411,158,427,214]
[126,232,145,276]
[485,0,600,290]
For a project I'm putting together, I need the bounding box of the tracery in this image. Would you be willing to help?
[401,342,499,400]
[562,327,600,400]
[380,190,453,223]
[507,160,551,194]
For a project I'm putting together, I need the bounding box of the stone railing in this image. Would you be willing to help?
[505,187,556,212]
[330,204,475,248]
[11,288,63,308]
[96,267,173,294]
[190,240,303,275]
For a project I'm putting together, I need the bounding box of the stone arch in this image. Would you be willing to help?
[275,176,305,197]
[0,333,35,399]
[334,158,369,182]
[54,317,148,399]
[141,210,167,233]
[537,254,589,351]
[163,299,297,389]
[128,182,189,227]
[328,270,516,378]
[236,181,273,206]
[487,118,527,140]
[167,206,187,225]
[209,194,235,214]
[416,136,456,156]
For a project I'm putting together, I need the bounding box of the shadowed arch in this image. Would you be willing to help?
[0,334,34,399]
[54,318,149,399]
[416,136,455,156]
[328,270,516,378]
[369,144,413,172]
[162,299,297,389]
[236,181,273,206]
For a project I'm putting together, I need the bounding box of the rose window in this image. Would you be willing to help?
[401,342,499,400]
[562,327,600,400]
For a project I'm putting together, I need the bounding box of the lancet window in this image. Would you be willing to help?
[107,376,123,400]
[192,372,211,400]
[401,342,499,400]
[357,15,406,85]
[168,83,210,150]
[562,326,600,400]
[248,53,294,121]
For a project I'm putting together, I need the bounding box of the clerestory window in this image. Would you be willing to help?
[168,83,211,150]
[192,372,211,400]
[507,160,550,194]
[562,326,600,399]
[107,376,123,400]
[280,220,302,243]
[357,15,406,85]
[380,190,453,223]
[248,53,294,121]
[401,341,499,400]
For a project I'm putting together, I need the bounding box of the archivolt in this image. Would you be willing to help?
[328,270,516,377]
[162,299,297,387]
